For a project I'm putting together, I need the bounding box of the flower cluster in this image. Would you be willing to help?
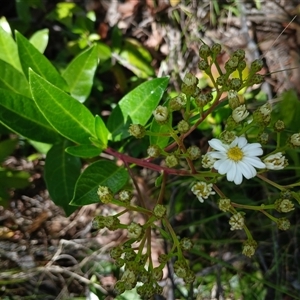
[191,181,215,202]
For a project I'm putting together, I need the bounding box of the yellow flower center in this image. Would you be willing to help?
[227,146,244,161]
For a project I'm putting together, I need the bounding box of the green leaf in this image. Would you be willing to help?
[29,28,49,53]
[16,31,68,91]
[0,26,22,72]
[117,38,155,78]
[107,77,169,141]
[0,59,30,97]
[0,139,18,162]
[95,115,109,147]
[62,45,98,103]
[0,88,61,143]
[66,144,102,158]
[70,160,128,206]
[44,142,81,216]
[29,70,96,144]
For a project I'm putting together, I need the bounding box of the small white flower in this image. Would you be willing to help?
[229,213,244,230]
[232,104,249,123]
[290,133,300,147]
[153,105,168,122]
[202,153,217,168]
[191,181,215,203]
[259,102,272,116]
[208,136,265,185]
[263,152,287,170]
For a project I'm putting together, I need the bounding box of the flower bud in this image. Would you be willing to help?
[211,43,222,55]
[147,145,161,157]
[195,92,213,107]
[177,119,190,133]
[153,204,167,218]
[180,237,193,251]
[185,270,196,284]
[199,44,211,58]
[275,199,294,213]
[228,90,240,109]
[191,181,215,203]
[110,246,123,260]
[198,59,209,71]
[232,104,249,123]
[249,74,264,85]
[216,75,227,86]
[174,260,187,278]
[242,239,257,257]
[263,152,287,170]
[202,153,217,169]
[274,120,285,132]
[181,73,197,96]
[153,105,169,124]
[277,218,290,230]
[225,56,239,70]
[153,267,163,281]
[169,93,187,111]
[127,222,143,239]
[229,213,244,230]
[218,198,232,212]
[258,132,269,144]
[253,102,272,125]
[114,280,126,294]
[289,133,300,147]
[250,59,264,73]
[232,49,245,61]
[118,190,132,203]
[229,78,242,90]
[187,145,201,160]
[128,124,146,138]
[165,154,179,168]
[237,60,246,72]
[219,130,236,144]
[97,186,113,203]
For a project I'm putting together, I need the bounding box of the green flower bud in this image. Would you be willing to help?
[180,237,193,251]
[128,124,146,138]
[274,120,285,132]
[249,74,264,85]
[181,73,198,96]
[153,105,169,124]
[115,257,125,267]
[114,280,126,294]
[104,216,120,230]
[275,199,294,213]
[277,218,290,230]
[219,131,236,144]
[225,56,239,70]
[281,189,292,199]
[138,268,149,283]
[147,145,161,158]
[124,248,137,261]
[199,44,211,59]
[97,186,113,203]
[258,132,269,144]
[121,269,136,285]
[185,270,196,284]
[253,102,272,125]
[153,204,167,218]
[226,115,238,131]
[195,92,212,107]
[232,49,245,61]
[153,267,163,281]
[177,119,190,134]
[158,254,168,264]
[237,60,247,72]
[165,154,179,168]
[229,78,242,90]
[211,43,222,55]
[198,59,209,71]
[250,59,264,73]
[242,239,257,257]
[187,145,201,160]
[118,189,132,203]
[216,75,227,86]
[169,93,187,111]
[174,260,187,278]
[228,90,240,109]
[218,198,232,212]
[127,222,143,239]
[110,246,123,260]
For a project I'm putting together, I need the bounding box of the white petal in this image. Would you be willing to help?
[227,162,237,182]
[233,169,243,185]
[208,152,227,159]
[238,161,257,179]
[237,136,247,148]
[208,139,227,152]
[243,144,263,156]
[229,137,239,147]
[214,159,230,173]
[243,157,265,169]
[218,159,233,174]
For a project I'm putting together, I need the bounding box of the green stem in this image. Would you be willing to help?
[232,202,275,210]
[256,174,284,190]
[243,225,253,240]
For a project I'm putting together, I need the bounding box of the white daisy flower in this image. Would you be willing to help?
[208,136,265,185]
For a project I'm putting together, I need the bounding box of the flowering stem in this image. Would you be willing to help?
[157,172,167,205]
[105,147,192,176]
[256,173,284,190]
[260,210,278,222]
[243,225,253,240]
[232,202,275,210]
